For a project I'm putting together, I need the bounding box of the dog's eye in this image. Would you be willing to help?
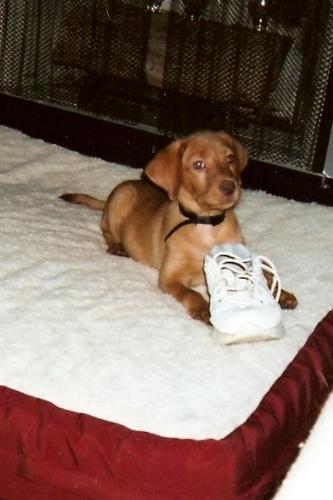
[192,160,206,170]
[227,154,235,164]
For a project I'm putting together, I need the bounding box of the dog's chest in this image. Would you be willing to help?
[191,225,220,251]
[190,222,241,252]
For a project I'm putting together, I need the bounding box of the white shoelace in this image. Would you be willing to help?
[214,252,282,302]
[256,255,282,302]
[214,255,255,306]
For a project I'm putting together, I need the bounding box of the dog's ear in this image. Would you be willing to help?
[233,138,248,172]
[218,132,248,173]
[144,139,186,200]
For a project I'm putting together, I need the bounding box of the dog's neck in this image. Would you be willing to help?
[164,204,225,242]
[178,204,225,226]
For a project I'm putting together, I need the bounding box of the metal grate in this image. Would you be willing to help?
[0,0,332,172]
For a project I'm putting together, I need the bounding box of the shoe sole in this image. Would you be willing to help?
[212,322,285,345]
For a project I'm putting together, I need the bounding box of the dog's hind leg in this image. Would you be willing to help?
[100,209,129,257]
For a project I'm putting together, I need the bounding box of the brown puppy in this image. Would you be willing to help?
[60,131,297,323]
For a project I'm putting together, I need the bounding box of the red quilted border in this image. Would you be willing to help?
[1,310,333,500]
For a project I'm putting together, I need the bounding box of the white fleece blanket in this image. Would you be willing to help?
[0,125,332,441]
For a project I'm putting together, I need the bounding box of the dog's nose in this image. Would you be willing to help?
[219,180,236,196]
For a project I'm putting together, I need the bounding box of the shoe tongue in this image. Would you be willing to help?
[213,243,251,261]
[230,243,251,260]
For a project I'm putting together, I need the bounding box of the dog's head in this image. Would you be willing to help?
[145,131,247,216]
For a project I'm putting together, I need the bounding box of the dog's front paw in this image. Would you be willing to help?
[189,302,210,324]
[161,280,211,324]
[279,290,298,309]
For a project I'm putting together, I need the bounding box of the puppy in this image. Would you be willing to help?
[60,130,297,323]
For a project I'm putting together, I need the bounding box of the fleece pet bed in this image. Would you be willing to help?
[0,125,333,499]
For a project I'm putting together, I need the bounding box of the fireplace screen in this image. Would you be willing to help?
[0,0,332,172]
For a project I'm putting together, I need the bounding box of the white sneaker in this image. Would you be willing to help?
[204,243,284,344]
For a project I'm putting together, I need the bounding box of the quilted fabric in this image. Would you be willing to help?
[1,310,332,500]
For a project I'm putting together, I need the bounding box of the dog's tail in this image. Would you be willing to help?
[59,193,105,210]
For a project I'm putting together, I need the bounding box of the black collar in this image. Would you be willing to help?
[164,204,225,242]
